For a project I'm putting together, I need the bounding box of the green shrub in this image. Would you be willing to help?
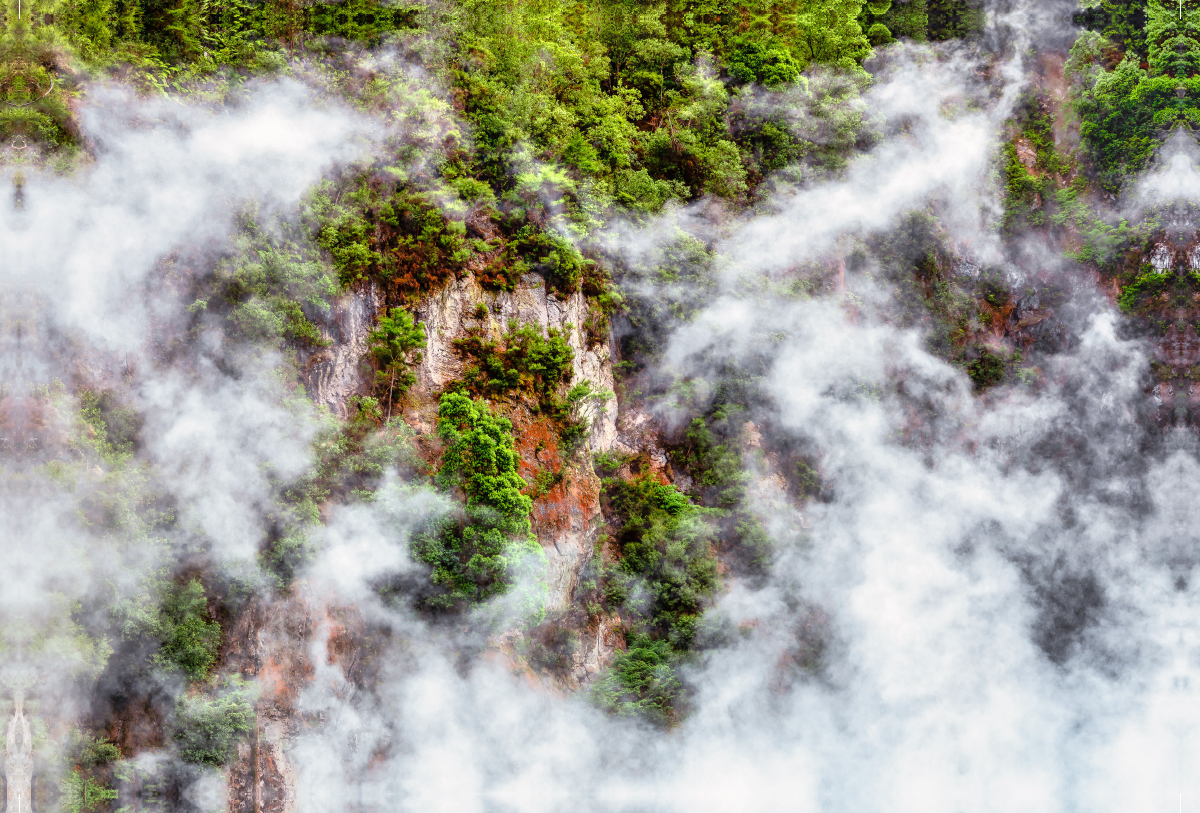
[456,322,574,402]
[173,681,255,767]
[151,580,220,682]
[60,771,118,813]
[967,349,1006,391]
[726,37,803,87]
[78,389,143,462]
[866,22,894,45]
[412,394,545,609]
[77,736,121,768]
[602,474,718,645]
[592,634,682,725]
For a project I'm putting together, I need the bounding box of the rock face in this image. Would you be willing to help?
[411,271,620,612]
[511,414,604,613]
[414,271,618,450]
[224,595,312,813]
[300,283,382,419]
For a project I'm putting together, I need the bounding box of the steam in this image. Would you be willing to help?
[0,77,378,782]
[275,2,1200,810]
[0,0,1195,810]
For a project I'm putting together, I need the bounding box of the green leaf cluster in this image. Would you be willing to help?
[368,308,426,413]
[455,322,575,402]
[60,770,119,813]
[173,679,255,766]
[149,579,221,682]
[310,180,469,297]
[601,474,718,648]
[209,211,339,349]
[592,633,682,724]
[412,394,545,609]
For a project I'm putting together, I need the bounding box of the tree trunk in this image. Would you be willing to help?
[387,366,396,421]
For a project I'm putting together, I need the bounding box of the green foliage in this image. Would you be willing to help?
[368,308,426,412]
[311,181,468,297]
[524,623,580,672]
[593,449,632,476]
[926,0,984,40]
[412,394,545,610]
[78,390,143,462]
[726,36,803,86]
[76,735,122,768]
[592,633,682,724]
[557,380,614,450]
[602,474,718,647]
[1073,54,1156,188]
[151,579,221,682]
[58,0,418,74]
[615,232,717,364]
[203,210,339,349]
[305,0,420,44]
[456,322,575,402]
[173,680,255,766]
[1052,179,1152,268]
[677,415,748,509]
[866,22,894,45]
[500,227,591,294]
[966,348,1006,391]
[1066,11,1200,191]
[1119,268,1172,312]
[60,771,119,813]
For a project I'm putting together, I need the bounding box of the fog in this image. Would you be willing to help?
[1,0,1197,811]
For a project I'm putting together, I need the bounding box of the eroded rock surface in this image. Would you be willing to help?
[415,271,617,449]
[301,283,382,419]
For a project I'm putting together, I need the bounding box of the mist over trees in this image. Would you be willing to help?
[1,0,1199,810]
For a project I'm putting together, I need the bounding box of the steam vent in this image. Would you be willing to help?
[9,0,1200,810]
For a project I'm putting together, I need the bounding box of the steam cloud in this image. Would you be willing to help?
[2,0,1197,810]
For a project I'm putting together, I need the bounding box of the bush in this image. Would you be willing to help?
[152,580,221,682]
[592,634,682,725]
[967,349,1006,391]
[412,394,545,608]
[60,771,118,813]
[77,736,121,768]
[727,38,803,87]
[455,322,574,403]
[602,474,718,645]
[173,682,255,767]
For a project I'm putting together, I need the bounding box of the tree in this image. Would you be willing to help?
[174,681,255,766]
[792,0,872,71]
[367,308,426,418]
[152,580,220,682]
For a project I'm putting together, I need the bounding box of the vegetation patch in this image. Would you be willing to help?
[410,393,546,612]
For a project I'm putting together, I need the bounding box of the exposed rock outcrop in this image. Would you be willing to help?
[410,271,620,612]
[224,595,312,813]
[414,271,618,450]
[300,283,382,419]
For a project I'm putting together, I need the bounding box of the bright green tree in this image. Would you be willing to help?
[413,393,545,609]
[367,308,426,418]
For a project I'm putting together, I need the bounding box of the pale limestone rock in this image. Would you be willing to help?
[580,613,624,681]
[612,406,669,471]
[414,271,617,451]
[301,283,381,419]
